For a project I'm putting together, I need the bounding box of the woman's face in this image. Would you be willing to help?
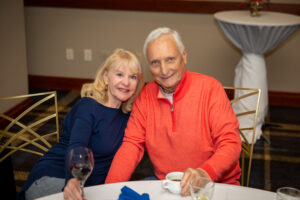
[104,65,139,108]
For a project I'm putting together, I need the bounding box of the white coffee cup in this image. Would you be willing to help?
[161,172,184,194]
[276,187,300,200]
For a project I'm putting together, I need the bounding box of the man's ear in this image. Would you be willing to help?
[182,48,187,65]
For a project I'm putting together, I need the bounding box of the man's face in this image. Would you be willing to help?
[146,34,187,93]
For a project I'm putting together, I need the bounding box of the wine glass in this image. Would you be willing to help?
[68,146,94,198]
[190,177,215,200]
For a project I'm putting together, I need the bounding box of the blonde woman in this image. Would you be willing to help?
[19,48,144,200]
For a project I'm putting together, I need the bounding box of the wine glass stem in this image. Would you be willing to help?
[80,182,84,198]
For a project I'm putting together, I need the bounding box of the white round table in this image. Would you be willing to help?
[36,180,276,200]
[214,10,300,143]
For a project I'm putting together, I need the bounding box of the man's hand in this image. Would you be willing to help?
[180,168,211,196]
[63,178,85,200]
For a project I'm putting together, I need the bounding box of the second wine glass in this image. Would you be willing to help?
[190,177,215,200]
[68,146,94,198]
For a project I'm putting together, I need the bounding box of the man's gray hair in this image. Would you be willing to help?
[143,27,185,58]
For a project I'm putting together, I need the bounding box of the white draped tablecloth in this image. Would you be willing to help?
[37,180,276,200]
[214,10,300,143]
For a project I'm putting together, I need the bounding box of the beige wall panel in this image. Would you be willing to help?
[0,0,28,113]
[25,7,300,92]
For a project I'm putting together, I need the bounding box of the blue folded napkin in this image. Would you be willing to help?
[118,186,150,200]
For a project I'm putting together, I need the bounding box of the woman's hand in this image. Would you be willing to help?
[180,168,211,196]
[63,178,85,200]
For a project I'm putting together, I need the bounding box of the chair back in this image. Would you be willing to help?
[224,86,261,186]
[0,91,59,163]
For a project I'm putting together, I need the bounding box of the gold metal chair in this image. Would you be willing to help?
[0,91,60,163]
[224,86,261,187]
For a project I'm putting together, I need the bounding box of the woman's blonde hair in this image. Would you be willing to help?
[81,48,145,113]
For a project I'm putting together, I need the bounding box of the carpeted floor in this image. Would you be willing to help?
[249,106,300,191]
[8,89,300,194]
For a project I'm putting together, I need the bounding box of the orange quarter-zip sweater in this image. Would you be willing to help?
[105,70,241,184]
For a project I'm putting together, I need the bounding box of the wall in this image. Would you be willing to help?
[24,6,300,92]
[0,0,28,113]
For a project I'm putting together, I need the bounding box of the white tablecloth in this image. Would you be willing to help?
[37,180,276,200]
[214,11,300,143]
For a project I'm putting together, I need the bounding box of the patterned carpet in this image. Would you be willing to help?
[8,89,300,194]
[250,106,300,191]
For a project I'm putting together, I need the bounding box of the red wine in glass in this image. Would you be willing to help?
[68,147,94,198]
[70,163,92,182]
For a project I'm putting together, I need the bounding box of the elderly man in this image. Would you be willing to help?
[105,27,242,195]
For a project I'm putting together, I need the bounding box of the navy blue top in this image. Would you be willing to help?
[21,97,129,193]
